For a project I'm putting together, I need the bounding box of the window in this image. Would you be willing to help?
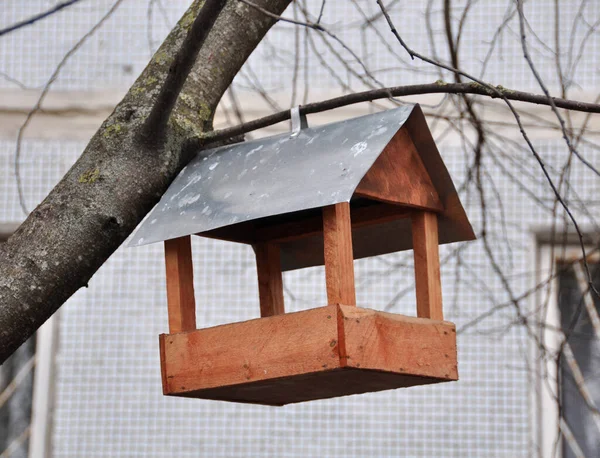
[0,337,35,458]
[0,224,57,458]
[535,242,600,458]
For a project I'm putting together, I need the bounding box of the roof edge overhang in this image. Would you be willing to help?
[127,105,416,247]
[127,104,475,268]
[402,104,476,245]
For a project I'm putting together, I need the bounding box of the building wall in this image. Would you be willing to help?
[1,1,599,456]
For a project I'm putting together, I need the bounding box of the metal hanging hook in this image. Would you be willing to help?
[290,106,308,136]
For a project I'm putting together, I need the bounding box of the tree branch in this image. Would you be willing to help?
[374,0,599,310]
[239,0,385,89]
[140,0,228,144]
[0,0,292,364]
[201,81,600,144]
[516,0,600,179]
[0,0,84,37]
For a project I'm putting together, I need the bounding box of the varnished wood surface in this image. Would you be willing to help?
[323,203,356,306]
[164,236,196,333]
[411,212,443,320]
[160,306,340,395]
[254,242,285,317]
[355,128,443,211]
[160,305,457,405]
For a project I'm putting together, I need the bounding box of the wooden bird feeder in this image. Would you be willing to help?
[129,105,475,406]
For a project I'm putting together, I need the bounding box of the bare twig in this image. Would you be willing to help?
[0,426,30,458]
[14,0,125,215]
[0,355,35,409]
[0,0,84,37]
[516,1,599,178]
[375,0,600,308]
[316,0,326,24]
[0,71,33,90]
[458,249,599,334]
[240,0,385,88]
[201,81,600,144]
[147,0,173,55]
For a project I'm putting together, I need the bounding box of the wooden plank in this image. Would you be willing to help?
[159,334,169,395]
[254,242,285,317]
[254,203,412,245]
[355,128,443,211]
[411,212,443,320]
[177,367,446,406]
[164,236,197,333]
[197,203,413,247]
[339,305,457,379]
[351,204,412,229]
[196,220,257,244]
[159,305,457,405]
[256,215,322,244]
[322,203,356,305]
[160,305,341,396]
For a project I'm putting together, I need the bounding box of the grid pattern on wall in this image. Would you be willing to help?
[0,1,599,457]
[4,137,597,457]
[1,1,599,93]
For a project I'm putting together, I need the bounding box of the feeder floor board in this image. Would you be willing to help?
[159,305,458,406]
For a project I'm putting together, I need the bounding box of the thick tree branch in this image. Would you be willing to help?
[0,0,292,364]
[201,81,600,144]
[140,0,228,144]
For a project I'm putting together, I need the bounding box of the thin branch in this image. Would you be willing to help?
[302,18,310,104]
[479,3,517,79]
[516,1,600,308]
[239,65,283,112]
[226,85,245,126]
[239,0,319,28]
[200,81,600,144]
[240,0,385,89]
[147,0,157,56]
[0,0,84,37]
[147,0,173,55]
[375,0,600,307]
[290,2,300,106]
[458,248,600,334]
[0,355,35,409]
[0,70,33,90]
[516,0,600,178]
[14,0,125,215]
[0,426,30,458]
[316,0,326,24]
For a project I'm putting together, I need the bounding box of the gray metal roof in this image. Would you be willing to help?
[128,105,418,247]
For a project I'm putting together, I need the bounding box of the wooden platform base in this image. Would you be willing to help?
[159,305,458,406]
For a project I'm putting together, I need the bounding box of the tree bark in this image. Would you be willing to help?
[0,0,292,364]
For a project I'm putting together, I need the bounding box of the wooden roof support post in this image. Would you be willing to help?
[323,202,356,306]
[164,236,197,333]
[411,211,443,320]
[254,242,285,317]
